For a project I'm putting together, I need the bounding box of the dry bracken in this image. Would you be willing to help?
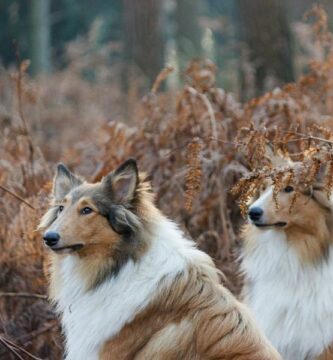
[1,5,333,359]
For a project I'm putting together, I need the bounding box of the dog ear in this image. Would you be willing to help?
[108,205,141,237]
[311,162,333,210]
[53,164,83,200]
[267,146,292,168]
[103,159,139,204]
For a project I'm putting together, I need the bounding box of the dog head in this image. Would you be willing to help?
[246,161,333,263]
[39,159,153,264]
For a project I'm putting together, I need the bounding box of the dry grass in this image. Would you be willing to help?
[1,5,333,359]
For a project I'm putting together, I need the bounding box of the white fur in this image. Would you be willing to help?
[242,228,333,360]
[53,218,211,360]
[251,188,272,208]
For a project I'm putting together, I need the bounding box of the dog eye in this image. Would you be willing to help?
[58,205,64,213]
[81,207,93,215]
[284,186,294,193]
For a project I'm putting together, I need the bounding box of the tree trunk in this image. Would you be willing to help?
[236,0,294,99]
[30,0,51,75]
[175,0,202,68]
[122,0,165,88]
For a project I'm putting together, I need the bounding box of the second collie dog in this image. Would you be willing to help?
[39,159,279,360]
[242,161,333,360]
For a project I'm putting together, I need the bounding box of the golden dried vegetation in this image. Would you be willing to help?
[1,5,333,359]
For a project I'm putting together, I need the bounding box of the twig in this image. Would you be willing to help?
[3,336,42,360]
[0,336,25,360]
[280,130,333,144]
[14,46,35,165]
[0,292,46,300]
[0,335,42,360]
[165,130,333,159]
[193,88,218,141]
[0,185,35,210]
[151,66,174,94]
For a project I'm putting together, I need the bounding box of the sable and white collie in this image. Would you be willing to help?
[241,163,333,360]
[39,159,280,360]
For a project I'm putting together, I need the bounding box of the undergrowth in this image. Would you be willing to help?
[1,5,333,359]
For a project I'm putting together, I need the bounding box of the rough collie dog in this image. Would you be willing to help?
[241,162,333,360]
[39,159,280,360]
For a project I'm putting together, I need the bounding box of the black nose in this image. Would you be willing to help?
[43,231,60,247]
[248,207,263,222]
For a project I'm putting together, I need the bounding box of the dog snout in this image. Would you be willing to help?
[43,231,60,247]
[248,207,263,222]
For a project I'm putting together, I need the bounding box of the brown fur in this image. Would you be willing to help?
[243,184,333,264]
[40,169,154,294]
[100,264,280,360]
[242,175,333,358]
[316,344,333,360]
[40,161,281,359]
[48,188,140,292]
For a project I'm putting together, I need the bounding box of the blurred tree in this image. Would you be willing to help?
[31,0,51,74]
[122,0,165,88]
[51,0,85,63]
[289,0,333,29]
[0,1,30,66]
[0,0,122,69]
[236,0,294,99]
[51,0,122,65]
[175,0,202,67]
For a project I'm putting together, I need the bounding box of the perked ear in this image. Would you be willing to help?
[53,164,83,200]
[103,159,139,204]
[312,162,333,210]
[267,146,292,168]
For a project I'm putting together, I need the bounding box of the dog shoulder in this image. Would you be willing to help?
[100,261,280,359]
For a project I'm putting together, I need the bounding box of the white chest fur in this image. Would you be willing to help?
[242,229,333,360]
[53,220,208,360]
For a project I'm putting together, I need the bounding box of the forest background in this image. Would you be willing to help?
[1,1,333,358]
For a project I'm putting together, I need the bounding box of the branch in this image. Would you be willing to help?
[14,53,35,165]
[0,335,42,360]
[0,292,46,300]
[281,130,333,144]
[151,66,174,94]
[0,185,35,210]
[0,336,24,360]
